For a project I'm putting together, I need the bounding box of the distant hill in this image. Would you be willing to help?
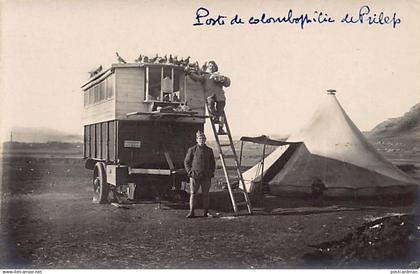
[9,127,83,143]
[367,103,420,140]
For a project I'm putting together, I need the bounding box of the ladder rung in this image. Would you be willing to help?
[220,154,235,159]
[217,132,228,135]
[227,175,239,179]
[216,165,238,172]
[220,143,231,147]
[222,181,239,189]
[236,201,248,207]
[236,190,247,195]
[225,166,239,170]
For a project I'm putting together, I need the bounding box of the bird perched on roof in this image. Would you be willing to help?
[173,56,180,66]
[134,54,143,63]
[168,54,173,64]
[194,61,200,73]
[181,56,191,67]
[88,65,103,78]
[149,54,159,63]
[201,62,207,72]
[160,55,168,64]
[143,56,149,63]
[116,52,127,64]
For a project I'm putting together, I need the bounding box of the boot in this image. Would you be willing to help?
[212,116,219,123]
[218,126,226,135]
[186,211,195,218]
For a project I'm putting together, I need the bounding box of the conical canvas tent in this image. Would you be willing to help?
[242,92,419,197]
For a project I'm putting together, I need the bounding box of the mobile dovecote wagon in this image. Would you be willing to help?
[81,60,206,203]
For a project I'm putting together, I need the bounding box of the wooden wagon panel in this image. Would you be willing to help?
[108,121,116,161]
[115,67,149,119]
[82,74,116,126]
[186,76,206,116]
[101,122,107,160]
[90,125,95,158]
[95,123,102,159]
[84,126,89,158]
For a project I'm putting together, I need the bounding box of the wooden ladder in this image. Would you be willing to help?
[209,111,252,214]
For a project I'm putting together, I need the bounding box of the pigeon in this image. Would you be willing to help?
[116,52,127,64]
[168,54,173,64]
[143,56,149,63]
[201,62,207,72]
[88,65,103,78]
[134,54,143,63]
[159,55,167,64]
[194,61,200,72]
[182,56,191,66]
[173,56,180,65]
[149,54,159,63]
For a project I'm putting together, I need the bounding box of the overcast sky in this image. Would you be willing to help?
[1,0,419,141]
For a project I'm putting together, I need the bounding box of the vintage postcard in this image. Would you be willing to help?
[1,0,419,271]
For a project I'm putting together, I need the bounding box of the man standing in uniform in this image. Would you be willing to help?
[184,130,216,218]
[187,60,231,134]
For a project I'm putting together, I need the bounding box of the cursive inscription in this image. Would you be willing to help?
[341,5,401,28]
[193,7,227,26]
[193,6,401,29]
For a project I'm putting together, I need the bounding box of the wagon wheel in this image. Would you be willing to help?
[92,162,109,204]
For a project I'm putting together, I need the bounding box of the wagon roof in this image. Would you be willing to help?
[81,63,186,89]
[81,68,113,90]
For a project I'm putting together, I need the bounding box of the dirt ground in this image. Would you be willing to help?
[1,150,419,269]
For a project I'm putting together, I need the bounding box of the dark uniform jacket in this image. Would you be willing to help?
[184,144,216,179]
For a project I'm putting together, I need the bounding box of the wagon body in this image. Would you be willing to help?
[81,62,206,202]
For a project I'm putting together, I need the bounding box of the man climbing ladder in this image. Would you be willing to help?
[186,60,230,134]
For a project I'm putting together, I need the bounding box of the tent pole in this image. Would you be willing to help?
[261,143,266,191]
[239,141,244,168]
